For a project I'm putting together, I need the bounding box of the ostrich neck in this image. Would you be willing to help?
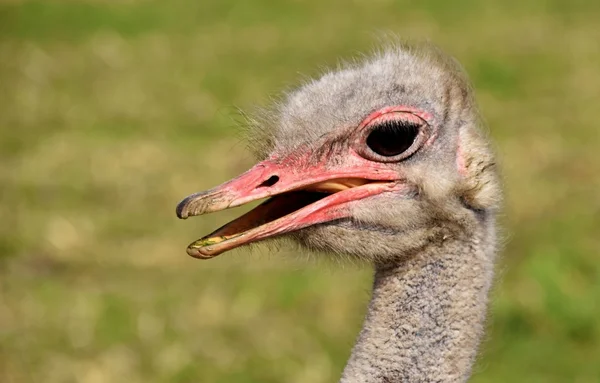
[340,234,495,383]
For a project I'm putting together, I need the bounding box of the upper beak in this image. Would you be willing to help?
[176,153,402,258]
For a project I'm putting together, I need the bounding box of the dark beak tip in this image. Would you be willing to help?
[175,199,191,219]
[175,189,223,220]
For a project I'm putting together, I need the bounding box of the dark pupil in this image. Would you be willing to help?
[366,120,419,157]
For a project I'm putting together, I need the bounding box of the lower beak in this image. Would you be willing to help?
[176,158,400,258]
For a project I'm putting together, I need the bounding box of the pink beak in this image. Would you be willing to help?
[176,149,403,258]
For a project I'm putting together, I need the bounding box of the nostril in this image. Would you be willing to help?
[258,175,279,188]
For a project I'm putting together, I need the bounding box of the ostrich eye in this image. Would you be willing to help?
[366,120,420,157]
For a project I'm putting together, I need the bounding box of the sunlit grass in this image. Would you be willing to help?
[1,0,599,382]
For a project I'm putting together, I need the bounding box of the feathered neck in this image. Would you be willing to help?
[340,231,496,383]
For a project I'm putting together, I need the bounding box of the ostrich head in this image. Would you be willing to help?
[176,44,500,264]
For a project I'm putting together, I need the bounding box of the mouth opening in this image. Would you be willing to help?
[187,178,374,252]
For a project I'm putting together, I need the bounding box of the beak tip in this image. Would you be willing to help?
[175,207,187,219]
[186,246,200,257]
[176,198,193,219]
[186,245,216,259]
[175,189,227,220]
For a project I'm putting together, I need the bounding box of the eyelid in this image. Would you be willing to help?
[357,106,434,129]
[364,111,426,128]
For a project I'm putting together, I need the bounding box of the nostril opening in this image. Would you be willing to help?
[258,175,279,188]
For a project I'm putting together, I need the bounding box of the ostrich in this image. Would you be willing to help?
[176,43,501,382]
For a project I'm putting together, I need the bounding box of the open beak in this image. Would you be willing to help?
[176,154,402,259]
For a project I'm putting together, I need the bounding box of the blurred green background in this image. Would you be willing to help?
[1,0,599,382]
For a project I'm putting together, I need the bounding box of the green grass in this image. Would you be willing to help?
[1,0,599,382]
